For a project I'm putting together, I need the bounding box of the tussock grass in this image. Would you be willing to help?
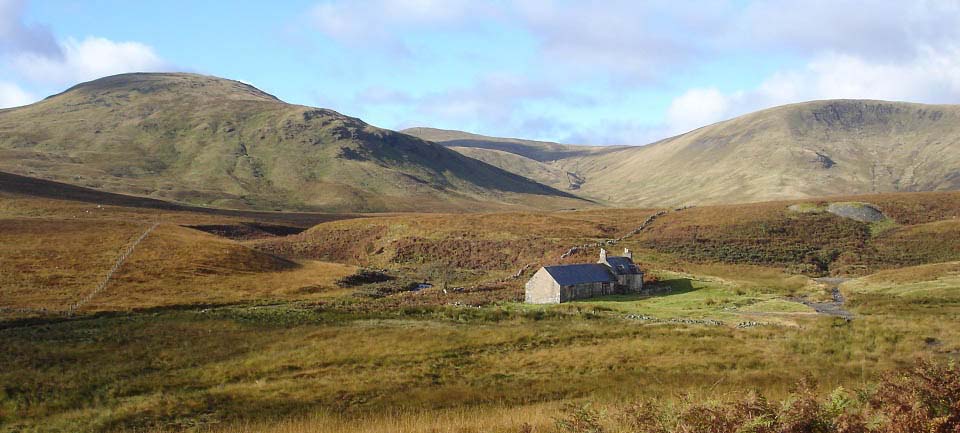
[0,218,355,312]
[5,278,947,432]
[3,192,960,432]
[179,358,960,433]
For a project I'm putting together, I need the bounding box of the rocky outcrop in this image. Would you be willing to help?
[826,202,886,223]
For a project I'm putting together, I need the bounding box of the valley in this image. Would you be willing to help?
[3,2,960,432]
[2,172,959,432]
[408,100,960,208]
[1,74,959,433]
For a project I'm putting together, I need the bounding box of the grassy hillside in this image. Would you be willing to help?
[251,191,960,286]
[420,100,960,207]
[0,170,362,227]
[249,209,664,289]
[447,146,575,191]
[3,188,960,432]
[402,127,621,161]
[0,73,586,213]
[311,193,960,279]
[625,191,960,276]
[0,220,355,313]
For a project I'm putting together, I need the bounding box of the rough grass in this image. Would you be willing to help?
[0,218,148,310]
[0,73,584,213]
[6,260,957,432]
[627,192,960,276]
[250,210,660,277]
[848,260,960,285]
[860,219,960,268]
[176,358,960,433]
[0,218,355,312]
[3,191,960,432]
[0,305,929,432]
[187,404,560,433]
[843,261,960,301]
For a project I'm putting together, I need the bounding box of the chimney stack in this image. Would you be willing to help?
[599,248,607,261]
[623,248,632,259]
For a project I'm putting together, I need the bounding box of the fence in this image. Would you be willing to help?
[66,222,159,315]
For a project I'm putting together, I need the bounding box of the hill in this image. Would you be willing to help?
[403,127,622,194]
[401,127,621,161]
[0,73,585,213]
[412,100,960,207]
[4,187,960,432]
[0,220,359,313]
[252,190,960,280]
[0,170,359,227]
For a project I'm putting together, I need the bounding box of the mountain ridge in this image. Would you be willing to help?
[409,99,960,207]
[0,73,587,213]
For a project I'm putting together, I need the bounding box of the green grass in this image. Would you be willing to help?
[4,191,960,432]
[0,73,584,213]
[4,258,960,432]
[739,299,816,313]
[869,218,901,236]
[787,202,826,213]
[553,270,817,324]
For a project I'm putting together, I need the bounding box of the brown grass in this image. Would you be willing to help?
[250,210,663,277]
[852,261,960,285]
[0,218,355,312]
[3,191,960,432]
[861,220,960,267]
[186,404,559,433]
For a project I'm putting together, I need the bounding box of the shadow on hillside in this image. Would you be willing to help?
[583,278,697,303]
[650,278,696,296]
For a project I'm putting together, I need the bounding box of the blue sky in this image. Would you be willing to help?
[2,0,960,144]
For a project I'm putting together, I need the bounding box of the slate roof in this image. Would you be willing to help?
[543,264,615,286]
[604,256,642,275]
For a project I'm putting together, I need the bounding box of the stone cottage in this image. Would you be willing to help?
[524,248,644,304]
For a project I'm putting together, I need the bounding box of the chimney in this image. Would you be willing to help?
[599,248,607,261]
[623,248,632,259]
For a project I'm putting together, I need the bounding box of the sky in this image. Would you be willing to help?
[2,0,960,145]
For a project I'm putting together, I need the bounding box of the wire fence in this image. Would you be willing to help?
[66,222,159,315]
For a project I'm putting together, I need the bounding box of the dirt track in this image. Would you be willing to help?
[797,277,854,319]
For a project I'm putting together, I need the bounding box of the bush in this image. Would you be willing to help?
[553,359,960,433]
[336,269,395,287]
[556,404,605,433]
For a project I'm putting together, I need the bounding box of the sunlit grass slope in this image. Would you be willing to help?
[0,219,354,312]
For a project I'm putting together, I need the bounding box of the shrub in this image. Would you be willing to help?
[336,269,395,287]
[553,359,960,433]
[556,404,605,433]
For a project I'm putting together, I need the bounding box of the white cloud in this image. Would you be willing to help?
[11,36,169,86]
[308,0,486,45]
[0,0,60,56]
[738,0,960,61]
[410,73,594,135]
[0,80,34,108]
[665,88,733,135]
[665,45,960,134]
[512,0,730,79]
[302,0,960,143]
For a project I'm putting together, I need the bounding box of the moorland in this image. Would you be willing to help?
[2,170,959,432]
[2,73,960,433]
